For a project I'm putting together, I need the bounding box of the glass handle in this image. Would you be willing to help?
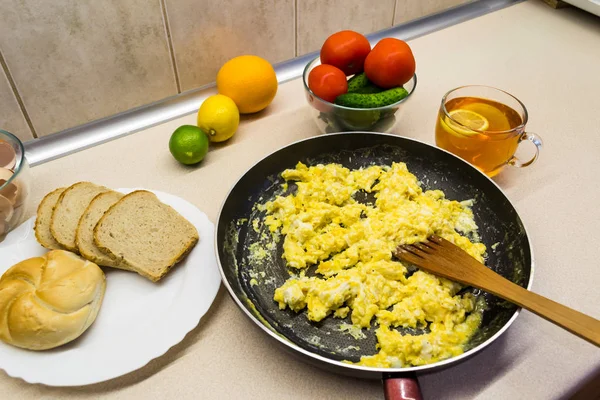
[509,132,543,168]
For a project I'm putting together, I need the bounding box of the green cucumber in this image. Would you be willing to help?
[335,87,409,108]
[354,83,384,94]
[347,73,369,92]
[347,72,385,95]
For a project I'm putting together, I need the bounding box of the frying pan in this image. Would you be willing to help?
[215,132,533,399]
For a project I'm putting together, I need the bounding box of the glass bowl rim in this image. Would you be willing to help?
[0,129,26,192]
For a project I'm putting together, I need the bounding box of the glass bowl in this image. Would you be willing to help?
[0,129,30,238]
[302,57,417,134]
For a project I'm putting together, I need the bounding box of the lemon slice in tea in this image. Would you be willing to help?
[463,102,513,131]
[444,109,490,137]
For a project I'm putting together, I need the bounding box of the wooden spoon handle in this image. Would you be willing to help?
[477,271,600,347]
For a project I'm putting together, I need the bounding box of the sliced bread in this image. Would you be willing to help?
[34,187,66,250]
[76,190,126,268]
[94,190,199,282]
[50,182,109,252]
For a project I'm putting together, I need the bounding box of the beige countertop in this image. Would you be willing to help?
[3,1,600,398]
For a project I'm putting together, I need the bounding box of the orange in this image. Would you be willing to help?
[216,55,278,114]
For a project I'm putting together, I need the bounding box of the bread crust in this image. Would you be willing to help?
[50,182,108,252]
[75,190,127,269]
[94,190,199,282]
[34,187,66,250]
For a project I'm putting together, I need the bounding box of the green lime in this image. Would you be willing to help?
[169,125,209,165]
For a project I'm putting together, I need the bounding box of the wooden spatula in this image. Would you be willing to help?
[394,235,600,347]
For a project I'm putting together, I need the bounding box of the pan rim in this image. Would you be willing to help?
[214,131,535,374]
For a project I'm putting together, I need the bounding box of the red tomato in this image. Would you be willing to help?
[320,30,371,76]
[308,64,348,103]
[364,38,415,89]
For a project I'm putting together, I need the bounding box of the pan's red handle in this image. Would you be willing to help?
[382,372,423,400]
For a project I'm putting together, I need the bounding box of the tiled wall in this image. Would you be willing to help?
[0,0,471,141]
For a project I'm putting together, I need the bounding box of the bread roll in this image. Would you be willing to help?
[0,250,106,350]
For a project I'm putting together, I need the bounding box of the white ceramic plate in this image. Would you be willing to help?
[0,188,221,386]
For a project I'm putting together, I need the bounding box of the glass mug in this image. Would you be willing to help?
[435,85,542,177]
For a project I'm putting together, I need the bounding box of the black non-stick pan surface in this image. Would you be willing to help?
[216,132,532,379]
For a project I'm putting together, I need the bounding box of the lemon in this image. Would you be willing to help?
[217,55,278,114]
[197,94,240,142]
[169,125,209,165]
[443,109,489,137]
[463,103,511,131]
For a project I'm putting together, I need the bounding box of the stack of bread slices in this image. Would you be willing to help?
[34,182,199,282]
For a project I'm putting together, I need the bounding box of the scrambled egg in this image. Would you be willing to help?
[261,162,486,368]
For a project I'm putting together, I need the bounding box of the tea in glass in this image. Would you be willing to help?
[435,86,542,177]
